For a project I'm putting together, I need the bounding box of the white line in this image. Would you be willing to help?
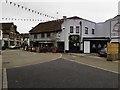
[3,68,8,89]
[63,58,119,74]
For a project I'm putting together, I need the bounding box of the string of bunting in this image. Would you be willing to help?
[2,17,63,22]
[5,0,56,19]
[2,17,49,22]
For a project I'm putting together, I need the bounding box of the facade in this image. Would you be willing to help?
[29,19,64,52]
[1,23,21,48]
[29,15,119,53]
[29,16,104,53]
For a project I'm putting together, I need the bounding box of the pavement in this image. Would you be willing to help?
[62,53,119,73]
[2,49,62,69]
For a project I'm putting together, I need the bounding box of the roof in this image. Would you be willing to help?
[29,16,96,34]
[67,16,83,19]
[20,33,29,38]
[29,19,64,33]
[67,16,96,23]
[1,23,14,34]
[1,22,20,34]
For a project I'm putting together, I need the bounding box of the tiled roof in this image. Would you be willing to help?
[1,23,13,34]
[29,19,64,33]
[67,16,83,19]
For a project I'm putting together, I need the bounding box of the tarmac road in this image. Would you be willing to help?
[7,59,118,88]
[2,49,119,89]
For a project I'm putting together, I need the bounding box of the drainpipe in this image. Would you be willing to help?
[79,21,82,51]
[63,27,65,53]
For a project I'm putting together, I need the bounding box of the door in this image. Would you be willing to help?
[84,41,90,53]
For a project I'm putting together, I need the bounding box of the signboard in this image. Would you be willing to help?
[111,20,120,38]
[69,35,80,42]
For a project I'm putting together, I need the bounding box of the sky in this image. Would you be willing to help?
[0,0,120,33]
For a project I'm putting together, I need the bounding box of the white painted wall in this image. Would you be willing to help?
[82,20,96,38]
[59,18,96,51]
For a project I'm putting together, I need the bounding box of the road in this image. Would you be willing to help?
[2,49,119,88]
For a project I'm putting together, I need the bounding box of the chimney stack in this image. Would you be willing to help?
[63,16,67,19]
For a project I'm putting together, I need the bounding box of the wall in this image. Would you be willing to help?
[96,20,110,38]
[60,18,96,51]
[82,20,96,38]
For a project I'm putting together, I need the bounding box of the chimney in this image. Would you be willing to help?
[63,16,67,19]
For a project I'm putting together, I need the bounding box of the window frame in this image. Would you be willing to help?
[92,29,95,34]
[47,33,51,38]
[41,33,45,38]
[76,26,79,33]
[34,34,37,39]
[85,27,88,34]
[70,26,74,33]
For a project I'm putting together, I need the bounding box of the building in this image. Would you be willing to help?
[1,22,21,48]
[20,33,30,47]
[29,15,119,53]
[30,16,105,53]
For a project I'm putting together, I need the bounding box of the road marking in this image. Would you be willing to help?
[3,68,8,89]
[63,58,119,74]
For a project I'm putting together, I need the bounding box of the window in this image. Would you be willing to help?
[76,26,79,33]
[34,34,37,39]
[70,26,74,33]
[47,33,50,38]
[85,27,88,34]
[41,33,45,38]
[92,29,95,34]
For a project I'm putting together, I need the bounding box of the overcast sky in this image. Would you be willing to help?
[0,0,120,33]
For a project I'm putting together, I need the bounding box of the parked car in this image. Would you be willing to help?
[9,45,20,49]
[98,47,107,57]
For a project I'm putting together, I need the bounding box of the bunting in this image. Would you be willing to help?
[2,17,50,22]
[5,0,56,19]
